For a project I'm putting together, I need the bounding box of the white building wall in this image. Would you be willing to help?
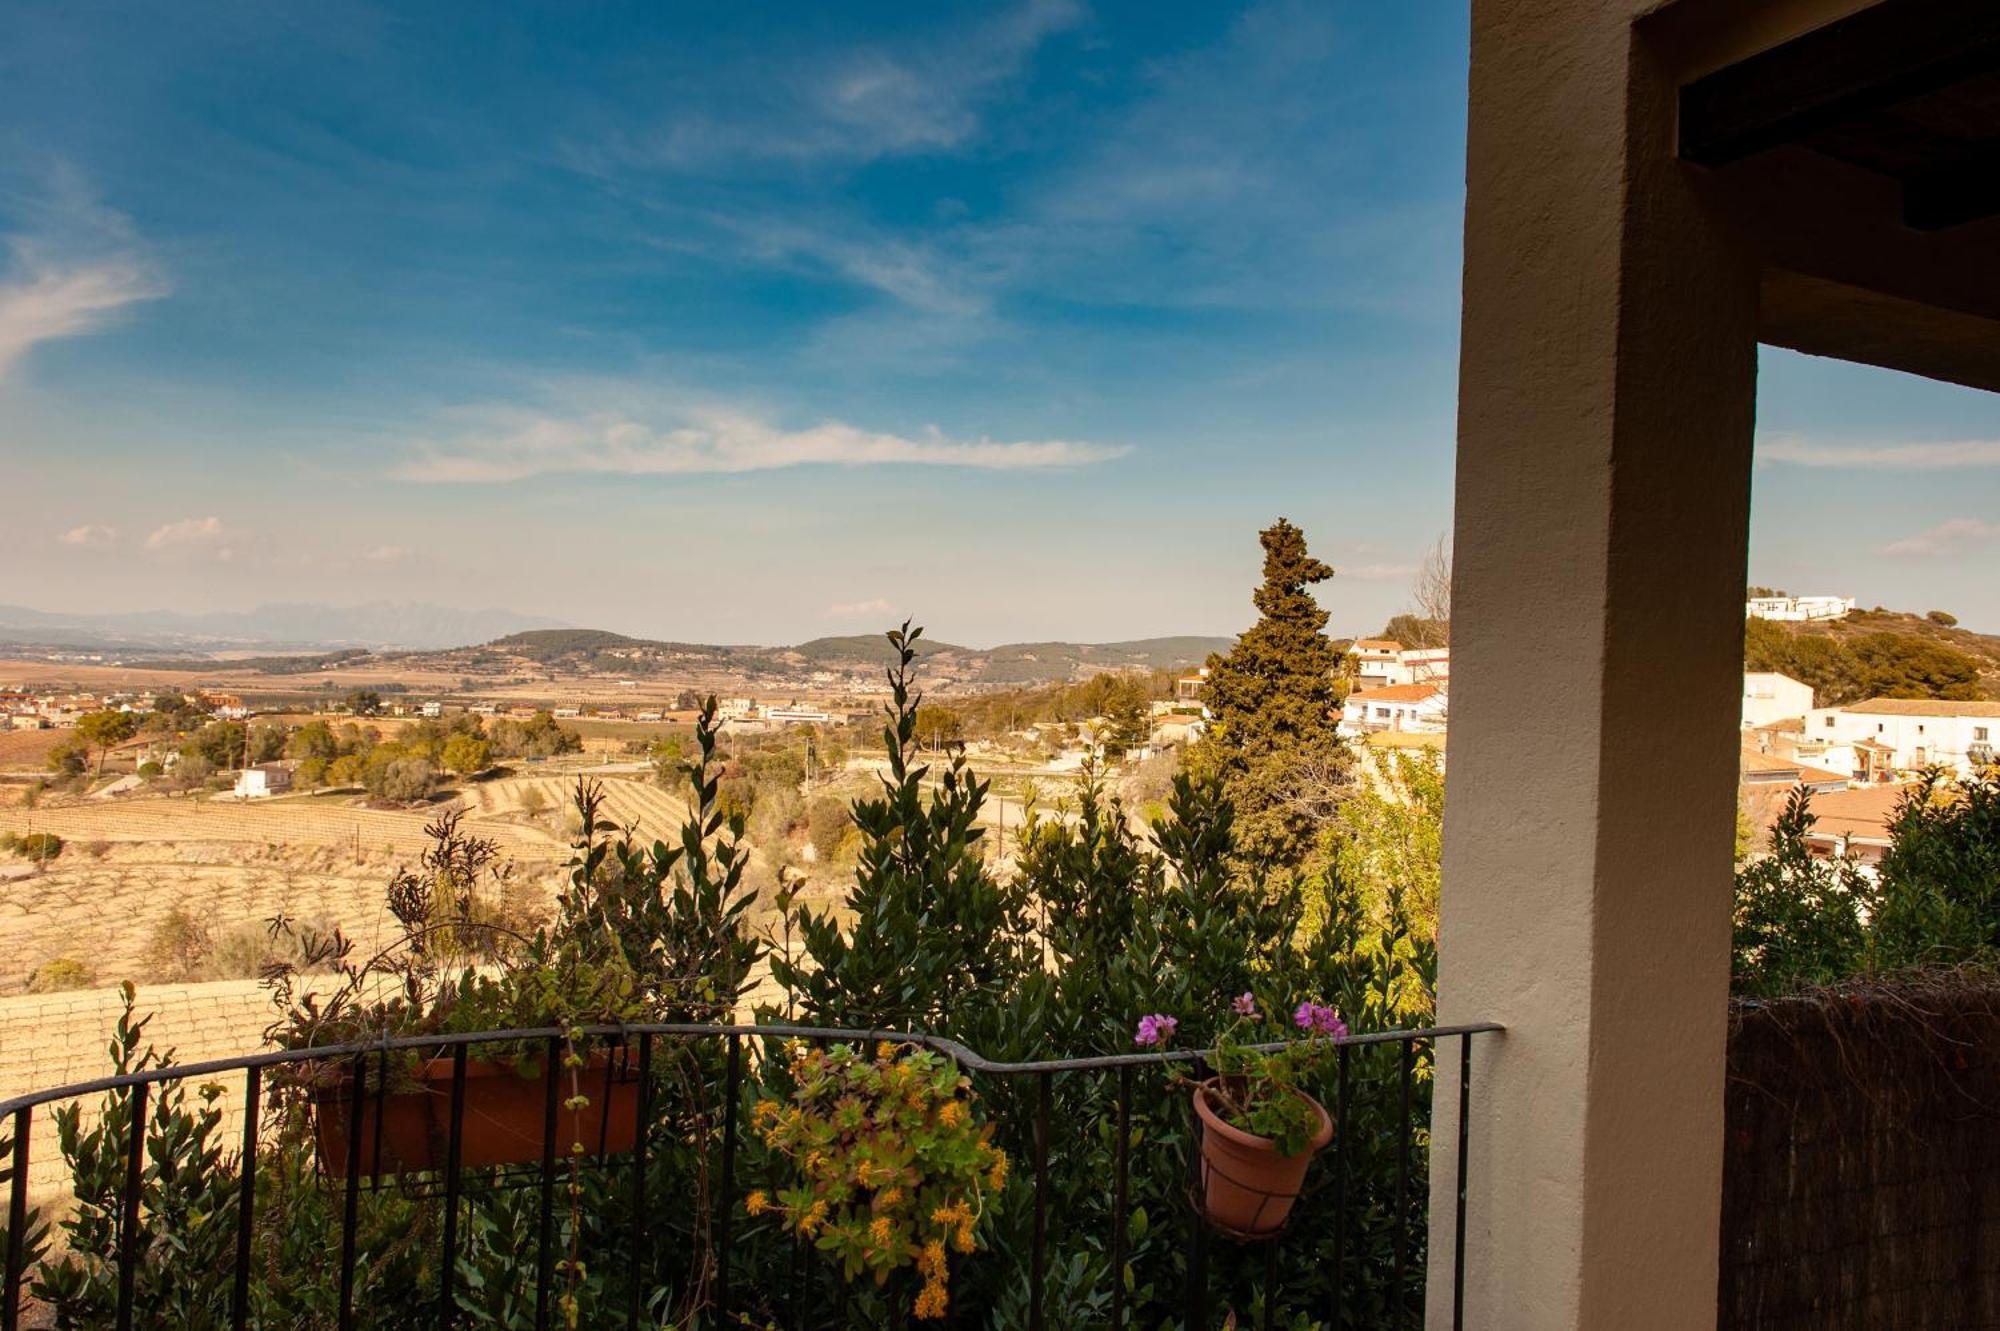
[1805,707,1998,775]
[1741,673,1813,727]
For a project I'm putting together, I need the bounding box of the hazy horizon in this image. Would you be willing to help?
[5,2,1998,641]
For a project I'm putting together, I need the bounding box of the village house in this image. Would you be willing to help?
[1740,671,1814,728]
[1350,639,1404,690]
[1340,681,1448,736]
[231,762,293,799]
[1805,698,2000,777]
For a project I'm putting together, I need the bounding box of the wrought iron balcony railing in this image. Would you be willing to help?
[2,1019,1500,1331]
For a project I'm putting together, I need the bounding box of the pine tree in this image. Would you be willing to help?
[1197,518,1352,867]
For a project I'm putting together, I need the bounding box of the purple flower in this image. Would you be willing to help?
[1232,992,1258,1017]
[1293,1001,1347,1039]
[1134,1013,1178,1047]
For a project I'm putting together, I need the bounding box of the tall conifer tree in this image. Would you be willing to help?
[1197,518,1351,867]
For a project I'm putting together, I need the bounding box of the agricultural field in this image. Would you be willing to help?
[0,775,701,999]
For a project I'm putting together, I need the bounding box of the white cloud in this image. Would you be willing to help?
[57,524,118,548]
[1880,518,2000,558]
[826,598,894,619]
[145,516,240,561]
[361,544,410,565]
[1760,434,2000,470]
[0,177,168,377]
[397,404,1128,483]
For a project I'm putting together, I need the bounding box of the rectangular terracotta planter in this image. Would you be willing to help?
[312,1049,641,1178]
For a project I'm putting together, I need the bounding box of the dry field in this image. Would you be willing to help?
[0,775,695,998]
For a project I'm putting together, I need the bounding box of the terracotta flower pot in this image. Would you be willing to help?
[1191,1077,1333,1237]
[313,1049,641,1178]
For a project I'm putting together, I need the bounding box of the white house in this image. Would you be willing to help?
[1741,672,1814,728]
[1401,647,1451,684]
[1804,698,2000,776]
[765,705,831,724]
[1746,594,1855,622]
[1341,682,1448,736]
[232,763,293,799]
[1350,640,1405,690]
[419,701,444,719]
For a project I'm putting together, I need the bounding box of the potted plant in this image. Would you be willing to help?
[745,1041,1009,1321]
[262,809,652,1178]
[1136,995,1347,1237]
[295,951,650,1177]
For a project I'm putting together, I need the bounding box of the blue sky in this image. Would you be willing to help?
[2,1,1997,644]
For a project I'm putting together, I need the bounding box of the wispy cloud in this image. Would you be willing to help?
[57,524,118,548]
[1881,518,2000,558]
[397,403,1128,483]
[145,516,241,561]
[825,597,894,619]
[599,0,1080,170]
[360,544,410,565]
[0,174,168,377]
[1760,434,2000,470]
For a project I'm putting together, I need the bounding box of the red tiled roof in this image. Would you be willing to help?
[1348,683,1442,704]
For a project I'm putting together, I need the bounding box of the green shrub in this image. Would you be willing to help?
[12,832,62,862]
[25,958,96,993]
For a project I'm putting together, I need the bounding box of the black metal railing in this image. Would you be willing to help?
[1,1020,1501,1330]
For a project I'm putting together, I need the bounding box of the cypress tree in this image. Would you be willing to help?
[1197,518,1352,867]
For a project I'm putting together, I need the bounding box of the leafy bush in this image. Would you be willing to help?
[25,957,96,993]
[751,1042,1006,1319]
[12,831,62,862]
[1927,609,1959,627]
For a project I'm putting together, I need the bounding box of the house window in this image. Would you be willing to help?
[1375,707,1391,719]
[1918,724,1926,734]
[1978,727,1991,742]
[1824,716,1835,728]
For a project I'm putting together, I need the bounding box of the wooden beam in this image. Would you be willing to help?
[1680,0,2000,166]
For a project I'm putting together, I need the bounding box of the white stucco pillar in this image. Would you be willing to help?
[1424,5,1759,1328]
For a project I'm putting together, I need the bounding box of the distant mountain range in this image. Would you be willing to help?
[469,628,1234,686]
[0,602,566,651]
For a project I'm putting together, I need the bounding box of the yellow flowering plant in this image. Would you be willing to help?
[748,1041,1007,1320]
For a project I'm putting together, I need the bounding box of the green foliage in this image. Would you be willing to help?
[1378,613,1445,649]
[750,1042,1006,1319]
[45,733,89,777]
[1744,616,1986,705]
[440,731,492,775]
[1734,772,2000,994]
[76,708,138,775]
[1185,1000,1345,1157]
[12,831,62,862]
[1870,769,2000,968]
[1928,609,1959,627]
[24,956,95,993]
[1194,519,1352,867]
[773,623,1035,1037]
[344,688,383,716]
[33,985,240,1325]
[1732,788,1873,997]
[179,719,247,769]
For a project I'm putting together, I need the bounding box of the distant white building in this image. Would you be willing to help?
[1341,682,1448,736]
[1350,640,1404,691]
[232,763,293,799]
[717,698,756,721]
[1741,672,1814,728]
[1349,641,1451,691]
[419,701,444,719]
[1804,698,2000,776]
[1746,595,1854,622]
[765,705,831,725]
